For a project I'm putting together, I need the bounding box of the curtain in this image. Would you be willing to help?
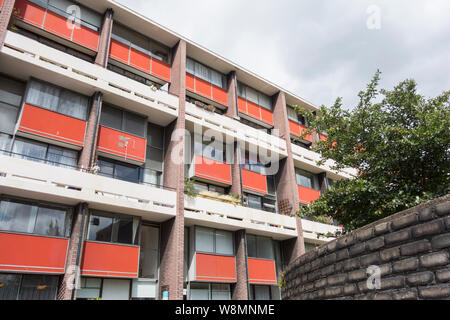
[258,93,272,110]
[195,227,214,253]
[195,61,210,82]
[186,58,195,75]
[26,80,60,112]
[215,230,233,255]
[210,70,223,88]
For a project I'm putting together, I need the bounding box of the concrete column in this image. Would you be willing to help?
[272,91,305,263]
[0,0,15,48]
[159,39,186,300]
[225,71,238,118]
[78,92,103,171]
[94,8,114,68]
[57,202,89,300]
[232,229,249,300]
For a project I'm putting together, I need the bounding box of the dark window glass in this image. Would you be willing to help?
[246,235,257,258]
[0,274,20,300]
[112,217,134,244]
[124,112,146,137]
[33,207,66,237]
[115,163,140,183]
[88,212,139,245]
[247,235,274,260]
[100,105,123,131]
[88,215,113,242]
[247,194,262,210]
[18,275,59,300]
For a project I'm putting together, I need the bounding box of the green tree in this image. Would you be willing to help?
[295,70,450,231]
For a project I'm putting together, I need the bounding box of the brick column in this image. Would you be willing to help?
[57,202,89,300]
[94,8,114,68]
[78,92,103,171]
[159,39,186,300]
[0,0,15,48]
[272,91,305,263]
[225,71,238,118]
[232,229,249,300]
[318,172,328,194]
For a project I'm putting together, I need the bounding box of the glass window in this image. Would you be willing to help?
[211,284,231,300]
[76,277,101,300]
[186,58,195,75]
[247,194,262,210]
[0,102,19,136]
[100,104,123,131]
[258,93,271,110]
[215,230,233,255]
[253,285,271,300]
[193,182,208,194]
[87,214,113,242]
[87,212,139,245]
[112,216,134,244]
[34,207,66,237]
[296,169,318,190]
[58,89,88,120]
[46,145,78,169]
[246,234,257,258]
[101,279,130,300]
[114,162,140,183]
[0,133,12,152]
[124,112,146,137]
[195,227,233,255]
[139,225,159,279]
[146,147,163,172]
[100,104,146,137]
[0,274,20,300]
[247,235,274,260]
[245,87,259,105]
[287,106,298,122]
[18,275,59,300]
[190,283,209,300]
[141,169,162,187]
[147,123,164,149]
[0,75,24,107]
[195,227,214,253]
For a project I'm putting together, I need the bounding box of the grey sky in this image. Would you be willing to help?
[119,0,450,109]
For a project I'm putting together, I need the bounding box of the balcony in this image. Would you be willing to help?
[13,0,100,52]
[241,169,268,195]
[289,120,311,142]
[0,231,69,274]
[191,155,232,186]
[1,31,178,125]
[18,103,86,148]
[97,126,147,164]
[247,258,277,285]
[193,253,236,283]
[186,73,228,107]
[109,39,171,82]
[80,241,140,278]
[238,97,274,127]
[297,185,320,205]
[0,154,177,220]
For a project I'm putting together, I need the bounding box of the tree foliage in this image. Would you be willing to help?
[295,70,450,231]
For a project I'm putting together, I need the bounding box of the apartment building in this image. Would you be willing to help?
[0,0,357,300]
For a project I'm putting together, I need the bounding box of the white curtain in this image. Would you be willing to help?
[195,61,210,82]
[210,70,223,88]
[215,230,233,255]
[26,80,60,112]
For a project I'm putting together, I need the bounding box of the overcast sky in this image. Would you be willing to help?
[119,0,450,109]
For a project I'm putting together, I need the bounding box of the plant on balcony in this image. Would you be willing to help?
[294,70,450,231]
[184,178,198,198]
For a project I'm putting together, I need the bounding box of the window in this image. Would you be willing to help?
[112,23,170,63]
[237,82,272,110]
[76,277,102,300]
[189,283,231,300]
[244,192,277,214]
[186,58,227,89]
[250,285,271,300]
[77,278,132,300]
[295,168,319,190]
[98,158,140,183]
[0,274,59,300]
[139,225,159,279]
[287,106,298,122]
[195,227,233,255]
[0,199,70,237]
[0,75,25,135]
[193,182,226,195]
[189,283,209,300]
[87,211,140,245]
[247,234,274,260]
[25,79,89,120]
[194,133,226,163]
[327,178,335,189]
[11,137,78,169]
[100,104,147,137]
[142,123,164,187]
[211,284,231,300]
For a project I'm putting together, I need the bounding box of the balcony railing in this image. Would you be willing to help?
[186,73,228,107]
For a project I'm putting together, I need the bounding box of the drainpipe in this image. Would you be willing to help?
[71,202,88,300]
[88,92,102,169]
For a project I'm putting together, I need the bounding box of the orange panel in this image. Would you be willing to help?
[195,77,212,99]
[151,58,171,82]
[0,232,68,274]
[19,104,86,147]
[237,97,247,113]
[299,125,312,142]
[129,47,151,73]
[109,39,130,64]
[43,10,73,40]
[72,25,99,51]
[0,0,3,9]
[247,258,277,285]
[14,0,46,28]
[194,154,232,185]
[212,85,228,106]
[298,185,320,205]
[246,100,261,120]
[186,73,195,92]
[81,241,139,278]
[320,134,328,141]
[260,107,274,125]
[289,120,301,136]
[241,169,268,194]
[97,126,146,163]
[196,253,236,282]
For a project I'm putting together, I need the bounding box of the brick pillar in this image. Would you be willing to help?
[94,8,114,68]
[159,39,186,300]
[272,91,305,263]
[78,92,103,171]
[0,0,15,48]
[232,229,249,300]
[57,203,89,300]
[225,71,238,118]
[318,172,328,194]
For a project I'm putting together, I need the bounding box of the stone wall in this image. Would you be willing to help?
[282,194,450,300]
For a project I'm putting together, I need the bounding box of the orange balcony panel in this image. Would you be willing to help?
[289,120,301,136]
[151,59,171,82]
[72,25,99,51]
[195,253,236,282]
[212,85,228,106]
[299,125,312,141]
[320,134,328,141]
[97,126,146,163]
[195,77,212,99]
[241,169,267,194]
[81,241,139,278]
[19,104,86,147]
[0,232,68,274]
[109,39,130,64]
[247,258,277,285]
[298,185,320,205]
[43,10,73,40]
[237,97,247,114]
[186,73,195,92]
[260,107,274,125]
[14,0,46,28]
[0,0,3,9]
[246,100,261,120]
[194,154,232,185]
[129,47,151,73]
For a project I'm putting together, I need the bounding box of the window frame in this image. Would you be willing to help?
[295,168,319,190]
[246,234,275,260]
[100,103,147,138]
[186,57,227,90]
[194,226,234,256]
[237,82,273,111]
